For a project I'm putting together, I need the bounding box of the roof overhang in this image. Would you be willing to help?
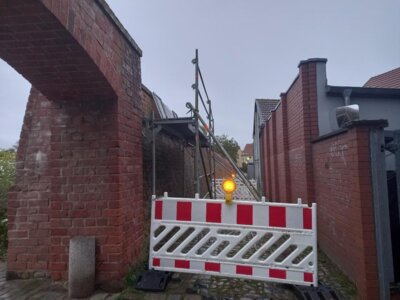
[153,118,209,147]
[326,85,400,99]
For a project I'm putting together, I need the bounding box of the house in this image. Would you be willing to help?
[242,143,253,162]
[253,99,280,192]
[253,58,400,299]
[363,67,400,89]
[236,143,254,167]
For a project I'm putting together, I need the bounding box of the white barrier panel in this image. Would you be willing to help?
[149,195,317,287]
[213,178,257,200]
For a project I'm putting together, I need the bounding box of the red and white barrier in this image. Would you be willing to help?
[149,194,317,287]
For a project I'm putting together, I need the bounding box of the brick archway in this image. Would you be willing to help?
[0,0,144,287]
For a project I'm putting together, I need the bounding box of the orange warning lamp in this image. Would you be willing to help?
[222,178,236,204]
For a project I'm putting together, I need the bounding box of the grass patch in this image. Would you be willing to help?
[118,221,152,299]
[318,250,357,299]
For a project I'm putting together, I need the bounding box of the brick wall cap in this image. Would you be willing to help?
[312,128,348,143]
[95,0,143,57]
[298,58,328,68]
[142,84,152,97]
[345,119,388,129]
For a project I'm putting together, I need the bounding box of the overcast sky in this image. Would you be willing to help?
[0,0,399,149]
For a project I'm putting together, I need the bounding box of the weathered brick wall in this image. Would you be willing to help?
[274,103,289,202]
[285,62,318,204]
[260,59,380,298]
[4,0,143,289]
[312,126,378,299]
[7,88,52,276]
[262,62,319,204]
[267,115,277,199]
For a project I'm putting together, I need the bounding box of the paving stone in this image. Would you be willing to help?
[0,256,356,300]
[183,295,202,300]
[166,294,183,300]
[89,292,112,300]
[145,293,168,300]
[186,287,197,294]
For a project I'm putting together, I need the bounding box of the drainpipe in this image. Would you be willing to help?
[343,88,352,106]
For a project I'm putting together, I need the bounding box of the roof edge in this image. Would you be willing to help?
[141,83,152,97]
[326,85,400,99]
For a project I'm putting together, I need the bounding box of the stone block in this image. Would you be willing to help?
[68,236,95,298]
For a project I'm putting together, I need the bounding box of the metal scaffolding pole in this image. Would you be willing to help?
[151,111,156,195]
[193,49,200,194]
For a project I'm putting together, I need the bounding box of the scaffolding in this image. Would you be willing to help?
[149,49,260,201]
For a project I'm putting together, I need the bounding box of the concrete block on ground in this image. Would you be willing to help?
[68,236,95,298]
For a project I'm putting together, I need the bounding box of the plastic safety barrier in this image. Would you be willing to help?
[149,194,317,287]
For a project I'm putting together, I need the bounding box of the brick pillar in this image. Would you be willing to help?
[7,88,52,277]
[271,114,280,201]
[297,59,322,204]
[280,93,291,202]
[4,0,144,290]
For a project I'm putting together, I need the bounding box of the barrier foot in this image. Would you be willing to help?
[290,282,341,300]
[135,270,172,292]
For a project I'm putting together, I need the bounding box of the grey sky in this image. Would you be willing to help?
[0,0,399,149]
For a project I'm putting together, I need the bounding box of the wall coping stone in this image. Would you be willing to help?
[95,0,143,57]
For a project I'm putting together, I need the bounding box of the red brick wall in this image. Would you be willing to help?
[285,63,318,204]
[313,127,378,299]
[7,88,52,276]
[5,0,143,289]
[267,116,276,199]
[263,62,318,204]
[260,59,380,298]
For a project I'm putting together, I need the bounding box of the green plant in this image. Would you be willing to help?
[215,134,240,162]
[0,149,16,260]
[124,228,150,287]
[0,149,16,208]
[124,258,148,287]
[0,210,7,259]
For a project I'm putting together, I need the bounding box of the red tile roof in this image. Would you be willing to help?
[364,67,400,89]
[243,143,253,156]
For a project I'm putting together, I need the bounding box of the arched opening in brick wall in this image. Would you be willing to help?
[1,0,144,288]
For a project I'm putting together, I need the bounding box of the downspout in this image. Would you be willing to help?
[343,88,352,106]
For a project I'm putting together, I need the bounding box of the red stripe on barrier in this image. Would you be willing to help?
[206,203,221,223]
[237,204,253,225]
[269,268,286,279]
[175,259,190,269]
[269,206,286,227]
[205,262,220,272]
[304,272,313,282]
[236,265,252,275]
[303,208,312,229]
[153,258,160,267]
[155,201,163,220]
[176,201,192,221]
